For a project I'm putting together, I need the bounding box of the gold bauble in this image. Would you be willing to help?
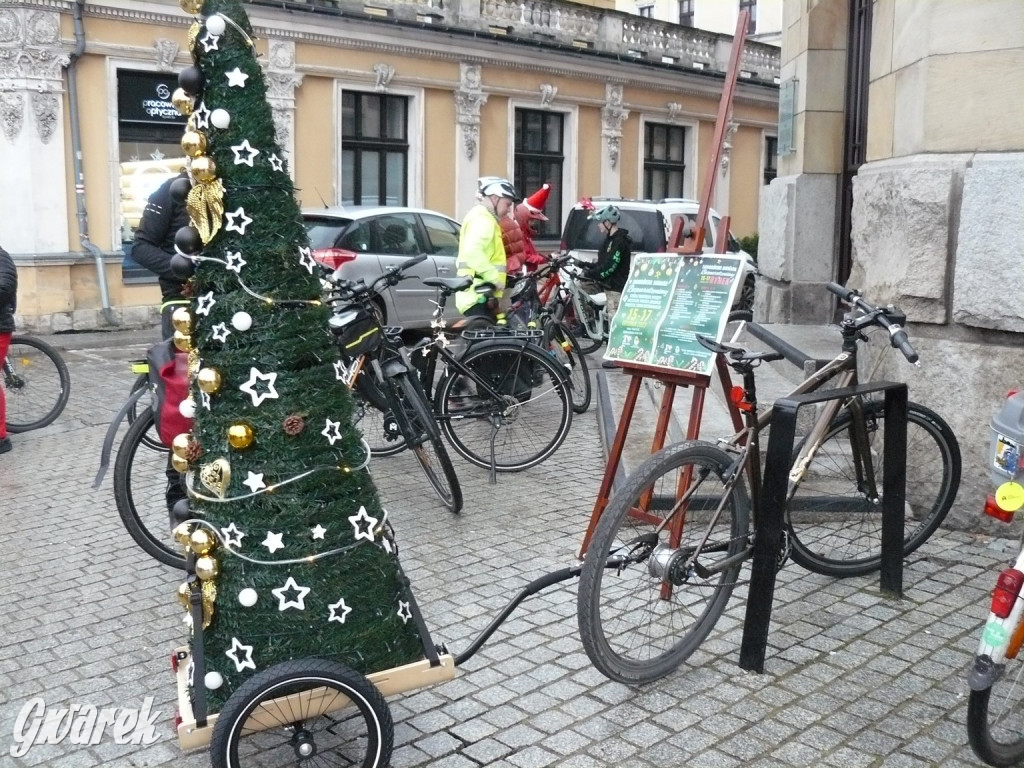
[195,555,220,581]
[181,130,208,158]
[174,523,194,547]
[191,156,217,183]
[180,0,203,14]
[171,432,193,459]
[196,367,222,394]
[173,330,193,353]
[177,582,191,608]
[172,307,193,334]
[171,454,190,473]
[171,88,194,117]
[189,528,215,556]
[227,423,255,450]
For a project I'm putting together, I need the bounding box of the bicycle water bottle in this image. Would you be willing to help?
[988,391,1024,519]
[991,391,1024,484]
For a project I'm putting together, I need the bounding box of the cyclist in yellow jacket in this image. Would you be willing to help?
[456,177,519,320]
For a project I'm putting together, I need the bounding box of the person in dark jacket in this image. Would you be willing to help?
[0,245,17,454]
[132,171,192,339]
[132,172,192,513]
[583,205,632,368]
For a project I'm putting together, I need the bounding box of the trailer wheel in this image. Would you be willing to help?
[210,658,393,768]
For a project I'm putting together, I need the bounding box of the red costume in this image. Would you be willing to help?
[504,184,551,275]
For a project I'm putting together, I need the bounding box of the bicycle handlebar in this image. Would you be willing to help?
[325,252,428,302]
[827,281,919,364]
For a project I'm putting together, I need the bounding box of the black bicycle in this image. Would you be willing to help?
[3,335,71,432]
[327,255,463,514]
[505,259,592,414]
[352,275,574,476]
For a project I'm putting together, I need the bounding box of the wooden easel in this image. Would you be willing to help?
[579,11,751,557]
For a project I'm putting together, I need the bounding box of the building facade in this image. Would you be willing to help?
[616,0,782,44]
[1,0,777,332]
[758,0,1024,526]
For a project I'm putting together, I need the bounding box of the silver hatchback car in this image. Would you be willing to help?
[302,206,462,329]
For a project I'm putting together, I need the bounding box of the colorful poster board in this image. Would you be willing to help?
[604,253,744,375]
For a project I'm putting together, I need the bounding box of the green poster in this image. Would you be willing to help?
[605,254,743,374]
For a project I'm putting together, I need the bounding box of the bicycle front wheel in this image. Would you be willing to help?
[968,654,1024,767]
[787,399,961,577]
[577,442,750,684]
[4,336,71,433]
[437,341,572,472]
[113,406,186,569]
[396,372,462,513]
[546,321,591,414]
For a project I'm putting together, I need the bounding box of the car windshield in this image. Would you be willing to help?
[304,217,353,249]
[562,209,666,252]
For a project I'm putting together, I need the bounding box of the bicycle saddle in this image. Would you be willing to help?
[423,276,473,293]
[695,334,783,365]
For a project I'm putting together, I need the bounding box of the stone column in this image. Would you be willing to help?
[756,0,847,322]
[454,63,486,219]
[600,83,628,196]
[262,39,302,178]
[0,7,70,255]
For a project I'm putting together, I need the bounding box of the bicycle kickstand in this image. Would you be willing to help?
[488,415,501,485]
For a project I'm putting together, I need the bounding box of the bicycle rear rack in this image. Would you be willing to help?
[461,328,543,341]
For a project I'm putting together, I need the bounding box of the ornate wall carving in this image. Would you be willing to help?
[601,83,628,170]
[539,83,557,108]
[261,40,303,163]
[373,63,395,92]
[0,91,24,143]
[0,7,68,144]
[454,63,487,161]
[154,38,180,72]
[720,120,738,174]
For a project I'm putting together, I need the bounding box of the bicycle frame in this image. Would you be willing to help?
[674,320,887,579]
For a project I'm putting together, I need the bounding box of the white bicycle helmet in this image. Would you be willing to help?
[478,177,519,201]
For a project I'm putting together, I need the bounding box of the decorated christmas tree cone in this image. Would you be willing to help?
[169,0,430,715]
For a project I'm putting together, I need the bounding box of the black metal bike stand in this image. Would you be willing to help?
[738,382,908,673]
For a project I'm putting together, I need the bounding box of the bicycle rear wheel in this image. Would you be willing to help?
[113,406,186,568]
[395,372,462,513]
[352,370,407,457]
[787,399,961,577]
[4,336,71,432]
[126,372,164,450]
[577,442,750,684]
[437,341,572,472]
[545,321,591,413]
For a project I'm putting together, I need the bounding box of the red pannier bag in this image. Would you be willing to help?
[147,338,193,447]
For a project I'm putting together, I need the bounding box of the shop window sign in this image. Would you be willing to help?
[118,71,187,126]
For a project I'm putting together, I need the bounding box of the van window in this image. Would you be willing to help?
[562,209,666,253]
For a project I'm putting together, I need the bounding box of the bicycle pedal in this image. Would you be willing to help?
[775,530,792,572]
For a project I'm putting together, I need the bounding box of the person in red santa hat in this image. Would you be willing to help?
[501,183,552,279]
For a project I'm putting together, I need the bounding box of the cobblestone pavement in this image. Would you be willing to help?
[0,330,1006,767]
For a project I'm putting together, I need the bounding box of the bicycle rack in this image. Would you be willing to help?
[739,380,908,673]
